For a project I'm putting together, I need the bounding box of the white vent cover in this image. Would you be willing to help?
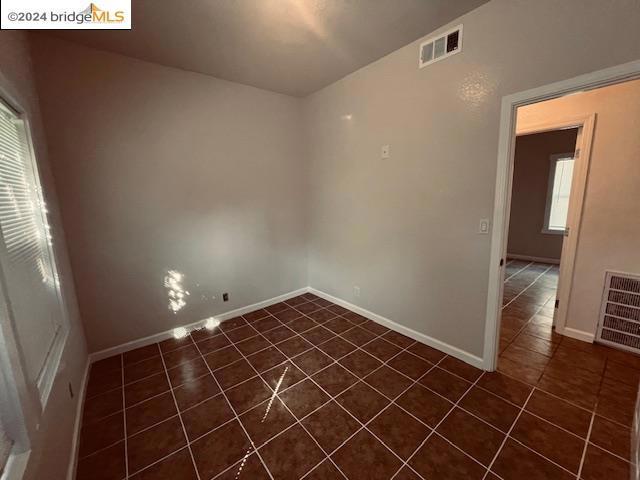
[596,271,640,352]
[419,24,463,68]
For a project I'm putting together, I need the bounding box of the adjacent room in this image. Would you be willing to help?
[495,78,640,478]
[1,1,639,480]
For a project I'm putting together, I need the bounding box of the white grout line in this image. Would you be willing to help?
[507,436,581,477]
[481,388,535,479]
[293,360,439,480]
[502,264,555,310]
[86,302,371,399]
[95,358,591,476]
[503,261,533,283]
[489,362,635,433]
[474,386,586,440]
[225,307,430,476]
[84,292,635,480]
[234,366,289,480]
[93,359,627,480]
[77,438,129,462]
[576,410,596,478]
[498,265,557,356]
[155,343,202,480]
[586,441,633,465]
[390,372,485,479]
[83,369,214,431]
[88,312,414,431]
[117,300,509,479]
[263,305,457,479]
[216,318,351,479]
[479,370,618,479]
[504,295,555,337]
[191,335,276,480]
[208,397,339,480]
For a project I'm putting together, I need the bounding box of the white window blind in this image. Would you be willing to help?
[0,100,62,388]
[544,154,574,233]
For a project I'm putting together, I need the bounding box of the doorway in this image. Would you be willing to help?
[482,66,640,480]
[495,108,591,379]
[493,111,597,378]
[496,122,582,383]
[484,60,640,371]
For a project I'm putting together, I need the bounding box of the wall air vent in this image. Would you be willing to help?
[419,24,463,68]
[596,271,640,353]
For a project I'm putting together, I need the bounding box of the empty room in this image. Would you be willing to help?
[0,1,639,479]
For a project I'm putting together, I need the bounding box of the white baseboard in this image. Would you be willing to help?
[88,287,308,363]
[507,253,560,265]
[88,284,485,370]
[308,288,485,370]
[66,358,90,480]
[557,326,595,343]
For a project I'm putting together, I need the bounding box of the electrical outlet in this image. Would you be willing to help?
[222,292,229,302]
[353,286,361,298]
[478,218,490,234]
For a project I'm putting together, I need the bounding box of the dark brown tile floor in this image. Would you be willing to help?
[497,259,638,480]
[76,283,638,480]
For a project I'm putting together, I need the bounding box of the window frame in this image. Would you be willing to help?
[0,91,70,476]
[542,152,575,235]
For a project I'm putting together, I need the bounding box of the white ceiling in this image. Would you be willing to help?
[50,0,489,97]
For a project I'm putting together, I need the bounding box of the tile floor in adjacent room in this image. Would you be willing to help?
[498,259,638,480]
[76,284,638,480]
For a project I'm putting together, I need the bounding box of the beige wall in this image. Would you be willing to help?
[1,2,637,477]
[29,36,308,353]
[507,129,578,261]
[303,0,640,358]
[23,0,640,361]
[517,79,640,336]
[0,31,88,480]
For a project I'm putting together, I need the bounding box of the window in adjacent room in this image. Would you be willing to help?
[543,153,575,234]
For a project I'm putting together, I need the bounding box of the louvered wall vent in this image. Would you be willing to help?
[596,271,640,352]
[419,24,463,68]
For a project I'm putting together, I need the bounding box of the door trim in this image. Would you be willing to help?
[483,59,640,371]
[515,114,596,339]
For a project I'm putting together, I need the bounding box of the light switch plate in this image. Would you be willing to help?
[381,145,390,159]
[479,218,490,234]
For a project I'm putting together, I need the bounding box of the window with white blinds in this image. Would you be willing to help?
[0,99,64,393]
[543,153,575,234]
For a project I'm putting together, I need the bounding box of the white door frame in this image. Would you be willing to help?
[516,114,595,336]
[483,60,640,371]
